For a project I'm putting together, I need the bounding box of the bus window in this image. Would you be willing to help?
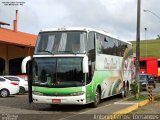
[119,41,128,57]
[87,32,95,62]
[102,36,118,56]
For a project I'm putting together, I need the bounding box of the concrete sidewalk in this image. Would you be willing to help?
[60,96,153,120]
[60,85,160,120]
[130,95,160,114]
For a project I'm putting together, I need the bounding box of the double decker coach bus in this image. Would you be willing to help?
[22,27,134,107]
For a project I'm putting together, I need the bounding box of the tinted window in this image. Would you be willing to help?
[96,33,103,54]
[35,31,86,54]
[4,77,20,81]
[32,58,84,88]
[87,32,95,61]
[0,78,5,82]
[140,61,146,69]
[101,35,119,56]
[119,41,128,57]
[158,61,160,67]
[140,75,148,81]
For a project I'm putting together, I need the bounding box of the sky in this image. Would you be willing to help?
[0,0,160,41]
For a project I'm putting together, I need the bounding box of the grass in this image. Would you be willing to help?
[128,94,148,101]
[130,39,160,58]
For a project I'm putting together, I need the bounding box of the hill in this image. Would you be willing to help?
[130,39,160,58]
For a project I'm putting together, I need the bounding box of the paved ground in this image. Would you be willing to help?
[131,96,160,114]
[0,94,126,120]
[123,84,160,120]
[0,83,159,120]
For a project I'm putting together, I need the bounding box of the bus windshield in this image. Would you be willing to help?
[32,57,84,88]
[35,31,86,54]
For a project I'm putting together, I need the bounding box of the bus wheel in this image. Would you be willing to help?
[125,84,129,96]
[120,86,126,98]
[92,88,100,108]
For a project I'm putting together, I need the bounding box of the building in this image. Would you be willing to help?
[0,10,37,75]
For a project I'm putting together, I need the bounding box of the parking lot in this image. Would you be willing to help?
[0,94,122,120]
[0,83,159,120]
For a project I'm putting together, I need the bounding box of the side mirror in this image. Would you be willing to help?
[83,56,89,73]
[21,56,32,73]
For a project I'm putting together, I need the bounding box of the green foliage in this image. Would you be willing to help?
[128,95,147,101]
[130,39,160,58]
[130,82,139,94]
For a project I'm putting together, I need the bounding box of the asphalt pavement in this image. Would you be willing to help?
[0,83,159,120]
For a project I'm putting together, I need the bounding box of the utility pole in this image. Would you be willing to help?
[144,28,147,57]
[135,0,141,98]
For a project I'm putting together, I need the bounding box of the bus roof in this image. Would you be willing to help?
[40,27,131,44]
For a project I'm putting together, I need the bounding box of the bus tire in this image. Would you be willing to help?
[125,82,129,96]
[92,88,101,108]
[120,83,129,98]
[120,87,125,98]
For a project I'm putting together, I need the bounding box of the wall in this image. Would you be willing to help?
[0,42,34,74]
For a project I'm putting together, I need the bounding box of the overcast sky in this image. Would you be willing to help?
[0,0,160,41]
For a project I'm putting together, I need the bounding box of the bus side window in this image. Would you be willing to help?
[96,33,103,54]
[87,31,95,62]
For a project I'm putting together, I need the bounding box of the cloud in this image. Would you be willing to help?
[0,0,160,41]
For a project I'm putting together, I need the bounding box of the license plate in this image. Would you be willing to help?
[52,99,61,103]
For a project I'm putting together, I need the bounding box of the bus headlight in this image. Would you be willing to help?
[33,92,44,96]
[70,91,85,96]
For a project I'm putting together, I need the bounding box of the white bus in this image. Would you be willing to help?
[22,27,134,107]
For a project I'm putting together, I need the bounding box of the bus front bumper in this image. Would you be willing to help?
[32,94,86,105]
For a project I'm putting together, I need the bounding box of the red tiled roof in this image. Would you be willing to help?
[0,28,37,47]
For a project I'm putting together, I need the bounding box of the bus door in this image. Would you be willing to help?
[86,61,95,103]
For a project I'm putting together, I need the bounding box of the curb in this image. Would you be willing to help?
[106,96,155,120]
[138,99,149,107]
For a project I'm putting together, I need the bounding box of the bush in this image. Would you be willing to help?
[130,82,139,95]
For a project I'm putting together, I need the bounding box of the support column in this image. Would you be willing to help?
[5,44,9,75]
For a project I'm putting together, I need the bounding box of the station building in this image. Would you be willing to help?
[0,10,37,75]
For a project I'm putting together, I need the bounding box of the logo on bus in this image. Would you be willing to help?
[104,58,117,69]
[54,92,58,95]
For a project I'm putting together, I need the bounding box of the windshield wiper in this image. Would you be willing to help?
[40,50,54,55]
[57,51,78,54]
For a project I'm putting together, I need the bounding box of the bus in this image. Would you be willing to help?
[22,27,134,107]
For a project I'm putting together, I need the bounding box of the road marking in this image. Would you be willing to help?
[58,103,113,120]
[114,102,136,104]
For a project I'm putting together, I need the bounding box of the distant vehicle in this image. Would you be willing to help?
[135,58,160,81]
[4,76,28,94]
[0,76,19,97]
[148,75,156,88]
[17,74,28,81]
[158,59,160,80]
[139,74,149,90]
[139,74,156,90]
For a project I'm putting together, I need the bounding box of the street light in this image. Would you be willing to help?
[143,9,160,21]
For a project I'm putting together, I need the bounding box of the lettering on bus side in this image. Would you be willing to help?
[104,58,117,69]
